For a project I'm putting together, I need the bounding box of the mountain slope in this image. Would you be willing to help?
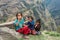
[0,0,60,31]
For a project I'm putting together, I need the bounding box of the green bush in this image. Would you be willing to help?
[49,32,60,37]
[45,31,60,37]
[49,33,60,37]
[45,31,50,34]
[57,26,60,33]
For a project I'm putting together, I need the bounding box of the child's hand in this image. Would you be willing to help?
[16,23,19,26]
[35,25,37,28]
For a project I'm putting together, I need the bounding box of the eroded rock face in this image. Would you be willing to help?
[0,0,59,31]
[0,27,21,40]
[0,0,39,22]
[0,0,37,16]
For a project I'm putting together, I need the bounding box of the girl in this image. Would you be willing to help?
[27,16,36,35]
[35,19,41,35]
[14,12,24,33]
[14,12,30,39]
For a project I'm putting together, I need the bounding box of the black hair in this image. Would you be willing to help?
[36,19,41,23]
[16,12,22,19]
[29,16,34,20]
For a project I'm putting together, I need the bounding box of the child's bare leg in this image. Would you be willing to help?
[31,30,36,35]
[22,34,29,39]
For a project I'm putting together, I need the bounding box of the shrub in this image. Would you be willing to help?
[49,32,60,37]
[57,26,60,33]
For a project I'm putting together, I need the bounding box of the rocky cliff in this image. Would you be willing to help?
[0,0,60,40]
[0,0,60,31]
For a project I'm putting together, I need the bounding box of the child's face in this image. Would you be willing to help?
[17,13,22,19]
[29,17,32,22]
[36,22,40,25]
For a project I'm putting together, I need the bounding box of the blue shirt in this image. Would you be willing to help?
[27,20,35,30]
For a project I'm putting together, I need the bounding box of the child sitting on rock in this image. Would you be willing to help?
[27,16,36,35]
[35,19,41,35]
[14,13,30,39]
[14,12,24,33]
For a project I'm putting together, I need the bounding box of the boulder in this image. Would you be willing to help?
[0,27,22,40]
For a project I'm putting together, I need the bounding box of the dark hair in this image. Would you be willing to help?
[36,19,41,23]
[29,16,34,20]
[16,12,22,19]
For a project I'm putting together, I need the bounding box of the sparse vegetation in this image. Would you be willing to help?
[57,26,60,33]
[18,31,60,40]
[45,31,60,37]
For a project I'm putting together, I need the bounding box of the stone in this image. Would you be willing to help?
[0,27,22,40]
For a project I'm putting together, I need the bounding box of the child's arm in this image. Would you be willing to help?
[14,19,19,26]
[26,22,31,26]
